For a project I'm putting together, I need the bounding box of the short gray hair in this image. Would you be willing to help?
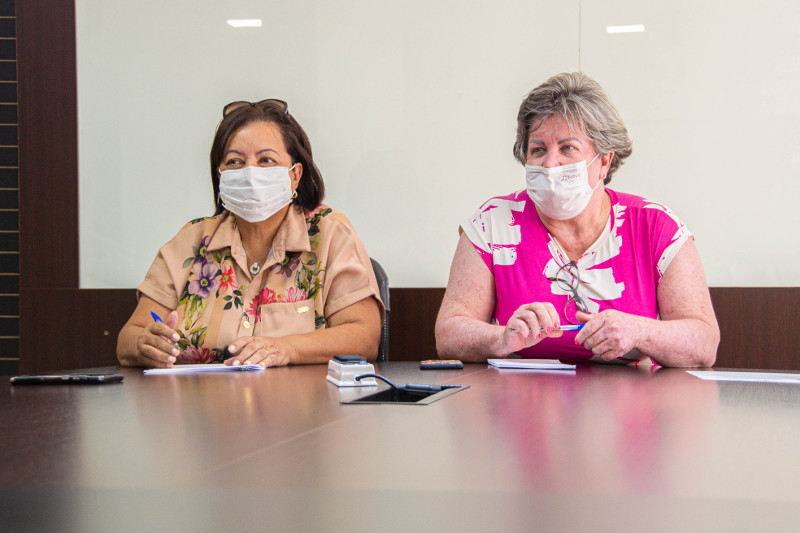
[513,72,632,184]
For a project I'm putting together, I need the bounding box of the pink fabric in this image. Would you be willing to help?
[462,188,692,363]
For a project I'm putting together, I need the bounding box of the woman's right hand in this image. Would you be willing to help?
[436,234,567,362]
[135,311,181,368]
[499,302,564,356]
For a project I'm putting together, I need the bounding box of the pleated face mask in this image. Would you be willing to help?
[219,164,295,223]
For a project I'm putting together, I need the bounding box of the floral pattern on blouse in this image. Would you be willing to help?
[174,206,332,363]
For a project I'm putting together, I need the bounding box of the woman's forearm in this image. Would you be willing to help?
[435,315,508,362]
[283,298,381,363]
[438,312,719,367]
[635,317,719,368]
[284,321,380,364]
[117,323,146,366]
[120,319,379,367]
[225,298,383,366]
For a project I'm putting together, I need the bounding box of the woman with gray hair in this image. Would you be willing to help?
[435,72,719,367]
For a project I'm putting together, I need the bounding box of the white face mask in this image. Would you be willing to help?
[218,165,296,223]
[525,154,601,220]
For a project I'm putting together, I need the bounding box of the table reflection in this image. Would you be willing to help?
[76,366,341,486]
[488,365,719,495]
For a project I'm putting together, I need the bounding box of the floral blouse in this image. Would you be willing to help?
[138,205,383,363]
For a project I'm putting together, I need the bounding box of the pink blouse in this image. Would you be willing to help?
[462,189,692,363]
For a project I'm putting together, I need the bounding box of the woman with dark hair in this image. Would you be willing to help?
[118,99,383,368]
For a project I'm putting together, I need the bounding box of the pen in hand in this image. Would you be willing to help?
[508,324,584,334]
[151,311,180,363]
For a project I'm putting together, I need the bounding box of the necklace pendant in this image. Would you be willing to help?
[249,262,260,275]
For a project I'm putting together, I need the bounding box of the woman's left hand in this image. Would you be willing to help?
[574,310,644,362]
[224,336,298,368]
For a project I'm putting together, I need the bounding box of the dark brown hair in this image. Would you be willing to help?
[210,102,325,214]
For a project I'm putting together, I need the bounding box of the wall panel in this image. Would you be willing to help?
[0,0,17,374]
[16,287,799,372]
[580,0,800,286]
[16,0,78,374]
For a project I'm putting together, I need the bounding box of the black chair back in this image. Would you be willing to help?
[370,258,390,362]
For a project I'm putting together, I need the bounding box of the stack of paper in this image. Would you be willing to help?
[143,363,263,375]
[687,370,800,384]
[487,359,576,370]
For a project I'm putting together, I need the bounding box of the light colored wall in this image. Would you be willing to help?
[76,0,800,288]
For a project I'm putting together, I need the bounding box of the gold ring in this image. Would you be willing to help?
[262,347,269,354]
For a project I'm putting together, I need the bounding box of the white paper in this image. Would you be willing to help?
[143,363,264,375]
[488,359,576,370]
[687,370,800,384]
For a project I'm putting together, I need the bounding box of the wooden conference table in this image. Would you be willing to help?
[2,362,799,532]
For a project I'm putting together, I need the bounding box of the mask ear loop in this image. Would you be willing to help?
[588,153,604,191]
[289,163,299,200]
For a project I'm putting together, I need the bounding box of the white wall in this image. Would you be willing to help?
[76,0,800,288]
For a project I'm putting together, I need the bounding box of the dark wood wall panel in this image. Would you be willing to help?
[19,287,446,371]
[17,287,799,372]
[388,288,445,362]
[18,289,135,373]
[15,0,78,374]
[17,0,78,290]
[0,0,17,375]
[709,287,798,371]
[390,287,800,370]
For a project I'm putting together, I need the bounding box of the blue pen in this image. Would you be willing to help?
[508,324,584,334]
[151,311,179,356]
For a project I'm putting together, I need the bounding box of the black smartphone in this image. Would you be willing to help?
[420,360,464,370]
[10,373,124,385]
[333,355,368,364]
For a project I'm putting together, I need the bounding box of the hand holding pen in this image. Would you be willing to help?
[137,310,181,368]
[499,301,582,354]
[508,324,584,335]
